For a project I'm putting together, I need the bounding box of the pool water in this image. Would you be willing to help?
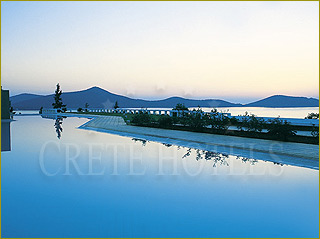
[1,116,319,238]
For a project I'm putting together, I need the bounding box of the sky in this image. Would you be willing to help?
[1,1,319,103]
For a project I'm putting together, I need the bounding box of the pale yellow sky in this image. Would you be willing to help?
[1,1,319,102]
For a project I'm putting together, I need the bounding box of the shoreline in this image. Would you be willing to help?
[63,111,318,144]
[73,114,319,170]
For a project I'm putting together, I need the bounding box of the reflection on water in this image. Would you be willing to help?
[132,137,266,168]
[182,148,230,167]
[41,115,65,139]
[237,156,258,165]
[162,143,173,148]
[1,116,318,238]
[179,146,261,167]
[132,137,147,146]
[1,121,11,152]
[54,117,64,139]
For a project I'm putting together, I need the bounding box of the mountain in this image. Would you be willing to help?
[10,93,42,105]
[10,87,318,110]
[10,86,242,110]
[244,95,319,108]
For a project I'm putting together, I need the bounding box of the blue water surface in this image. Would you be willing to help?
[1,116,319,238]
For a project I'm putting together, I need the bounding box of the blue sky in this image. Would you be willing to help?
[1,1,319,103]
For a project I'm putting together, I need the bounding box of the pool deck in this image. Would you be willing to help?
[72,115,319,169]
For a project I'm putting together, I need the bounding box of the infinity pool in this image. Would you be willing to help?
[1,116,319,238]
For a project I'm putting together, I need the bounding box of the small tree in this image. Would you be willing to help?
[187,108,207,130]
[85,103,89,112]
[305,113,319,119]
[248,115,265,132]
[237,112,250,131]
[9,101,15,114]
[52,83,66,112]
[173,103,189,111]
[311,124,319,138]
[158,115,173,128]
[39,107,43,114]
[77,107,83,113]
[172,103,189,124]
[237,112,265,132]
[114,101,119,109]
[206,109,230,132]
[131,112,152,126]
[267,118,297,141]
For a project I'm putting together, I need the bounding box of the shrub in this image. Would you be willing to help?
[237,112,250,131]
[305,113,319,119]
[174,111,189,126]
[158,115,173,128]
[206,109,230,131]
[172,103,189,118]
[311,124,319,138]
[237,112,265,132]
[247,114,265,132]
[113,101,119,109]
[77,107,83,113]
[131,112,152,126]
[84,103,89,112]
[9,106,15,114]
[187,108,207,129]
[39,107,43,114]
[230,117,239,125]
[266,117,296,140]
[173,103,189,111]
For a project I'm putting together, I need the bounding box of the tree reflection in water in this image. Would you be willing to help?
[182,148,229,167]
[54,117,64,139]
[236,156,259,165]
[162,143,173,148]
[130,138,286,168]
[132,138,148,146]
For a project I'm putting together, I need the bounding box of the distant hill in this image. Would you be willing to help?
[10,93,42,105]
[244,95,319,108]
[10,87,319,110]
[11,86,241,110]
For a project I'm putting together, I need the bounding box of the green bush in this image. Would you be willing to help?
[305,113,319,119]
[311,124,319,138]
[131,112,152,126]
[187,108,207,129]
[237,112,265,132]
[267,117,296,140]
[172,103,189,118]
[174,111,189,126]
[237,112,250,131]
[77,108,83,113]
[206,109,230,131]
[173,103,189,111]
[230,117,239,125]
[158,115,173,128]
[247,114,265,132]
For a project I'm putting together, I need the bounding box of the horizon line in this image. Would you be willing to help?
[7,85,320,104]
